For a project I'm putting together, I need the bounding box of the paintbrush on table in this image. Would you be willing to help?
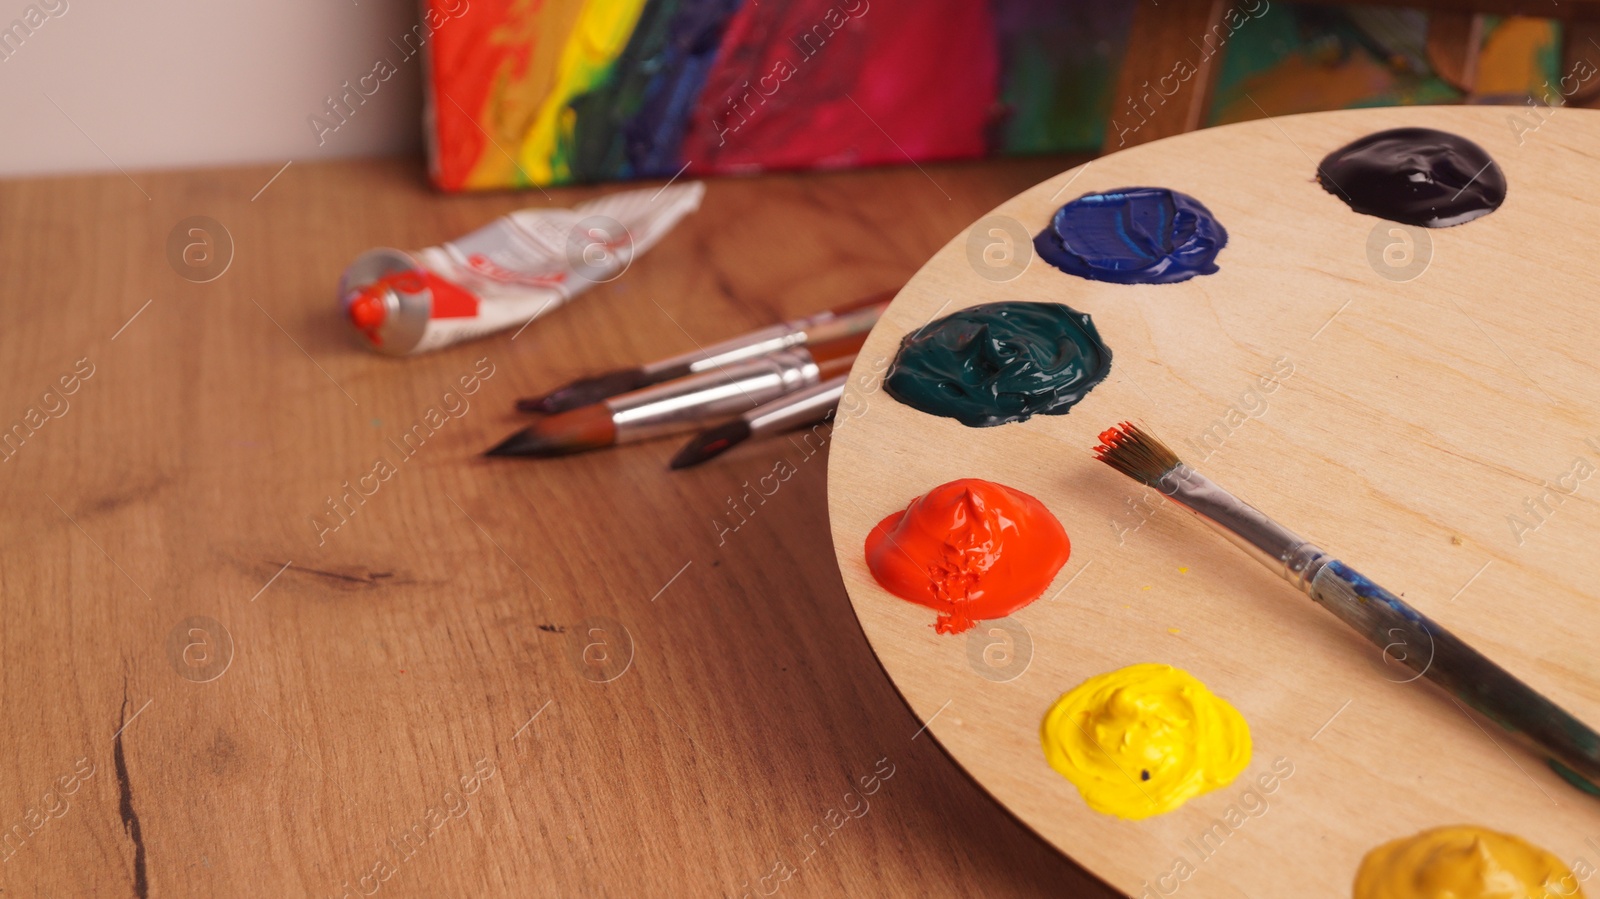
[486,337,861,458]
[670,374,847,469]
[1093,421,1600,795]
[518,291,892,413]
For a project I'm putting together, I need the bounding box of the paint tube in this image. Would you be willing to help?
[338,182,705,355]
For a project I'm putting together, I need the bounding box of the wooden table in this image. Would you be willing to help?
[0,153,1120,896]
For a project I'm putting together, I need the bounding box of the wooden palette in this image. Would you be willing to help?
[827,106,1600,896]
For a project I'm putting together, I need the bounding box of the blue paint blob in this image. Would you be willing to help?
[1033,187,1228,284]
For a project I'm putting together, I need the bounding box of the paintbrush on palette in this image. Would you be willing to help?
[517,292,892,413]
[670,374,847,469]
[1093,421,1600,795]
[486,337,862,458]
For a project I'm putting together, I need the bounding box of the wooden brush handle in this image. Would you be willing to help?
[808,330,870,364]
[1308,559,1600,797]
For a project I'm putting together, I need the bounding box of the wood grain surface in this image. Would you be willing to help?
[830,106,1600,898]
[0,153,1125,896]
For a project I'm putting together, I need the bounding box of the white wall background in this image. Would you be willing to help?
[0,0,424,177]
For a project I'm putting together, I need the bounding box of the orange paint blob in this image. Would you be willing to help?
[864,478,1070,634]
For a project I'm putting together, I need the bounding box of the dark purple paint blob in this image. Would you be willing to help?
[1033,187,1228,285]
[1317,128,1506,228]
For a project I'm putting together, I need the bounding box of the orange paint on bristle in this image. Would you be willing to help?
[1093,422,1137,458]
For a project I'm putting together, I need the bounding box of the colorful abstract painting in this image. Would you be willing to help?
[1208,7,1564,127]
[423,0,1129,191]
[422,0,1567,192]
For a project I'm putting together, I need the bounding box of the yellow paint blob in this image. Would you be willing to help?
[1040,663,1251,820]
[1355,825,1584,899]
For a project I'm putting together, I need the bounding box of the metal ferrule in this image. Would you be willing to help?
[612,349,820,442]
[1155,464,1331,593]
[645,323,806,379]
[745,375,847,438]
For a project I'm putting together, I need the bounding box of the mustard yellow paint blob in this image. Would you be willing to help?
[1354,826,1584,899]
[1040,663,1251,820]
[519,0,648,184]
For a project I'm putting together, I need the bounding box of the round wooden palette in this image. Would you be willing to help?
[827,106,1600,896]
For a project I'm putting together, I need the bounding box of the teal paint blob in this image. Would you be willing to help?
[883,301,1112,428]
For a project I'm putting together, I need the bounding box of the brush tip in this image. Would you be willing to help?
[521,369,651,414]
[485,406,618,458]
[1093,421,1182,486]
[669,421,752,470]
[484,431,536,457]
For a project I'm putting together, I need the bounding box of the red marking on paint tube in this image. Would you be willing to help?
[463,253,569,289]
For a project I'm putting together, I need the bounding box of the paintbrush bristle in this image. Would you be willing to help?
[485,405,618,458]
[1093,421,1182,487]
[669,420,751,470]
[517,368,652,414]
